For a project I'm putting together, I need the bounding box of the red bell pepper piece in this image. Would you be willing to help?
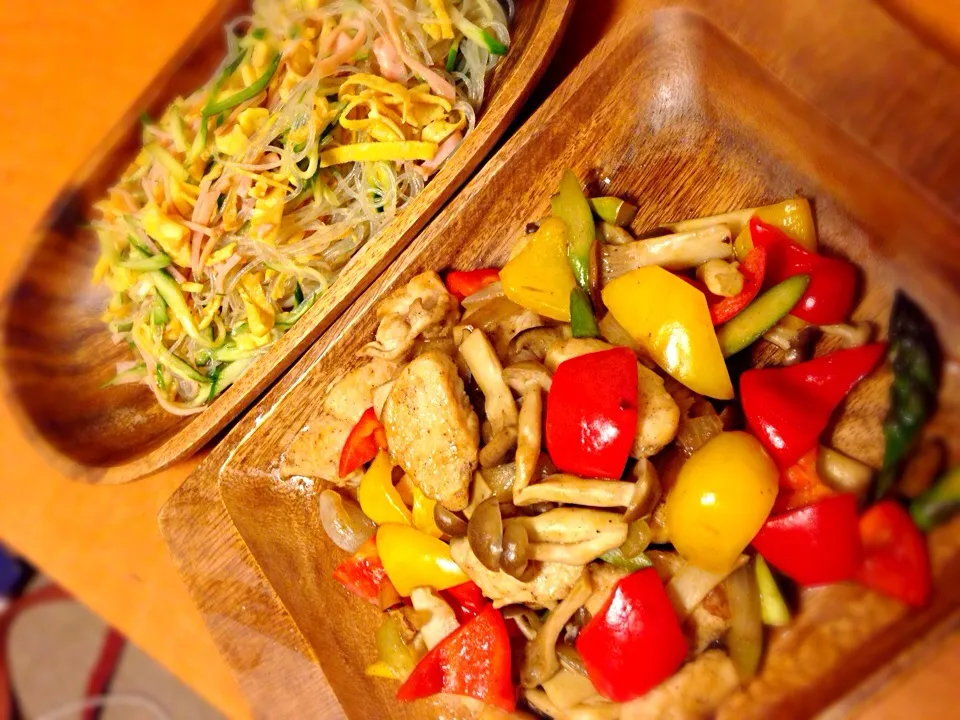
[338,407,388,478]
[741,343,886,468]
[577,568,687,702]
[445,268,501,302]
[749,217,857,325]
[332,538,388,604]
[752,493,861,586]
[775,447,837,513]
[397,604,515,711]
[442,581,487,624]
[709,246,767,325]
[856,500,931,607]
[545,347,638,479]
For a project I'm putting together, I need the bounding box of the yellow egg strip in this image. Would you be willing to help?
[319,141,438,167]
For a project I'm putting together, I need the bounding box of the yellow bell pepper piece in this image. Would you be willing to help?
[365,661,401,679]
[755,198,816,250]
[377,523,468,595]
[412,486,443,538]
[358,451,413,526]
[665,432,778,572]
[500,217,577,322]
[734,199,817,259]
[602,266,733,399]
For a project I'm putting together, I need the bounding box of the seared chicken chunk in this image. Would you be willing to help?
[632,364,680,458]
[280,359,397,484]
[280,412,357,485]
[621,650,739,720]
[450,538,584,610]
[544,338,680,460]
[382,351,479,511]
[361,271,460,362]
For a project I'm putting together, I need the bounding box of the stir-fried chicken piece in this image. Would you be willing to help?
[361,271,460,362]
[621,650,739,720]
[450,538,584,610]
[382,351,479,511]
[280,359,397,484]
[632,364,680,458]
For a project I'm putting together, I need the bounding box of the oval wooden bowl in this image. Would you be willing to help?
[160,0,960,717]
[0,0,574,483]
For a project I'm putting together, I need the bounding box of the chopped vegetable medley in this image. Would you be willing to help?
[95,0,511,413]
[282,169,955,718]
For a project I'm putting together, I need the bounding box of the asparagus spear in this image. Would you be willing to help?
[873,292,942,501]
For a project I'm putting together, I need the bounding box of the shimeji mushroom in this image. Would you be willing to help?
[513,459,660,523]
[502,360,553,395]
[601,225,733,283]
[514,388,543,497]
[521,572,594,688]
[460,328,519,467]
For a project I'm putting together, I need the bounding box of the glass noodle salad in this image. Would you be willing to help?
[94,0,511,414]
[282,169,957,718]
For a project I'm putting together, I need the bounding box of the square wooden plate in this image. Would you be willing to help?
[0,0,574,483]
[162,1,960,717]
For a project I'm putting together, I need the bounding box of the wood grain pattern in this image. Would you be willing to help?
[162,1,960,718]
[0,0,574,484]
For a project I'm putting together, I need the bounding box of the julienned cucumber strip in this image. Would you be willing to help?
[209,356,257,401]
[717,274,811,357]
[276,291,318,326]
[451,9,508,56]
[445,38,460,72]
[119,253,171,272]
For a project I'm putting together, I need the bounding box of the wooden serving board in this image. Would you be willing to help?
[0,0,574,483]
[161,0,960,717]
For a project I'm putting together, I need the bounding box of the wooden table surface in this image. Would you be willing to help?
[0,1,958,719]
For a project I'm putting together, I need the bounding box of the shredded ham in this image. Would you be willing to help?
[416,130,463,177]
[373,36,405,81]
[316,19,368,77]
[374,0,456,101]
[167,265,189,284]
[198,228,227,273]
[190,174,215,273]
[113,188,139,213]
[213,254,243,294]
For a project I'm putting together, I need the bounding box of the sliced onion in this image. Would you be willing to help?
[318,490,375,553]
[677,413,723,456]
[461,280,504,309]
[725,562,763,682]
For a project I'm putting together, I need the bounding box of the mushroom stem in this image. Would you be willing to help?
[515,475,633,508]
[508,508,627,543]
[521,572,594,688]
[479,425,518,468]
[528,529,628,565]
[460,328,518,433]
[503,361,553,395]
[601,225,733,283]
[514,388,542,496]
